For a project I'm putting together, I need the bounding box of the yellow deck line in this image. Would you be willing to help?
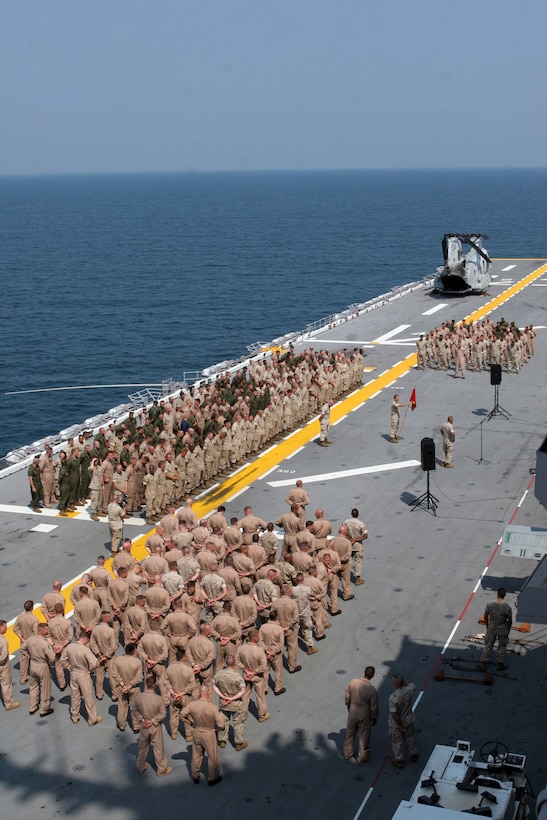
[6,262,546,655]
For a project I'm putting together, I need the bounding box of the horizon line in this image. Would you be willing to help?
[1,166,546,180]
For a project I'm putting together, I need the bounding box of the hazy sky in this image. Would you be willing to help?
[1,0,545,174]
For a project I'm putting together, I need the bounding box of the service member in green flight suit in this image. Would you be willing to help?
[58,451,71,516]
[28,455,44,512]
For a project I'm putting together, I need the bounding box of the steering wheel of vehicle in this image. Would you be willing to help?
[479,740,508,764]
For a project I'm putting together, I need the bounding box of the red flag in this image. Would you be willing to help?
[410,388,417,411]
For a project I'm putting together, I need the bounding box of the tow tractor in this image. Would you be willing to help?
[392,740,531,818]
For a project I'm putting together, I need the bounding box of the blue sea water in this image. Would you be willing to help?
[0,169,545,458]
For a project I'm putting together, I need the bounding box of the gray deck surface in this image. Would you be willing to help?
[1,258,546,820]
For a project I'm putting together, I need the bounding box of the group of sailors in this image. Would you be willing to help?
[5,491,368,779]
[415,317,536,377]
[28,346,365,517]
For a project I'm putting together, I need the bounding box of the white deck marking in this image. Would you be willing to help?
[422,303,448,315]
[285,446,304,460]
[268,460,420,487]
[0,503,144,526]
[371,324,411,343]
[352,787,374,820]
[381,339,420,346]
[442,621,461,653]
[310,340,375,346]
[30,523,58,533]
[75,511,144,526]
[258,464,280,480]
[501,264,517,271]
[0,504,61,517]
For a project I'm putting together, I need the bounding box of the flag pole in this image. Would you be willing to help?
[398,403,411,438]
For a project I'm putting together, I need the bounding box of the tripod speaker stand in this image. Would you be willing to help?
[486,365,511,421]
[411,438,439,515]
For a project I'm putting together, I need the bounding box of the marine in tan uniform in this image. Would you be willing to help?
[123,595,148,645]
[201,564,228,624]
[210,601,242,672]
[311,509,332,552]
[107,566,130,640]
[317,548,343,615]
[390,394,409,443]
[330,526,354,601]
[144,574,171,625]
[165,647,199,740]
[388,673,418,768]
[133,676,173,776]
[74,586,101,637]
[39,445,55,507]
[319,400,333,446]
[292,573,318,655]
[89,610,118,700]
[303,565,328,639]
[89,456,103,520]
[0,620,20,711]
[477,587,513,671]
[181,685,225,785]
[61,634,102,725]
[212,655,247,750]
[275,505,302,555]
[13,600,39,684]
[107,493,126,554]
[89,556,111,611]
[343,508,368,586]
[253,570,280,624]
[218,555,243,602]
[258,610,286,696]
[235,628,269,722]
[284,479,310,528]
[138,620,168,701]
[26,622,56,716]
[440,415,455,467]
[48,602,74,690]
[110,643,143,732]
[232,582,258,640]
[292,544,313,573]
[344,666,379,764]
[260,523,279,557]
[237,506,267,545]
[271,585,301,674]
[187,623,215,688]
[41,579,65,621]
[416,335,426,369]
[161,599,197,664]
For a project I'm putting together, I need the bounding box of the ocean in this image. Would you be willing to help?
[0,168,545,459]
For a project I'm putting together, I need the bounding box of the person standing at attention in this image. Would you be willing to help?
[319,400,333,447]
[476,587,512,672]
[343,665,378,764]
[390,395,410,443]
[440,415,455,467]
[389,673,418,768]
[0,620,21,711]
[28,455,44,512]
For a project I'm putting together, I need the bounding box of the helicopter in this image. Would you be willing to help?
[433,233,492,295]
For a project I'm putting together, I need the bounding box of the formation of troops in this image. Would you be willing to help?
[26,345,365,515]
[2,484,371,784]
[10,313,535,783]
[415,317,536,377]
